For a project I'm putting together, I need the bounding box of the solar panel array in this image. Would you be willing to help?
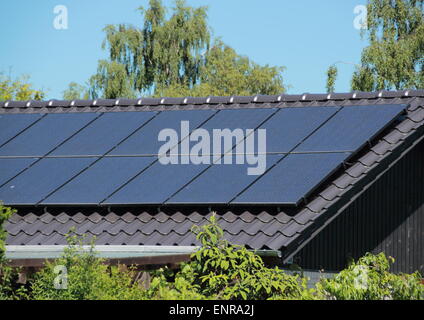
[0,104,405,206]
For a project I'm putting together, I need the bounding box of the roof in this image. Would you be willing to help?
[2,90,424,260]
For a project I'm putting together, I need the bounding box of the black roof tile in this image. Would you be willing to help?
[222,211,238,223]
[87,212,103,223]
[104,212,120,223]
[408,107,424,122]
[371,140,394,155]
[305,196,331,213]
[358,151,381,167]
[319,184,343,201]
[39,212,54,224]
[170,211,187,223]
[275,212,293,224]
[55,212,71,223]
[121,212,136,223]
[137,212,153,223]
[383,129,406,144]
[333,173,357,189]
[239,211,256,223]
[256,212,274,223]
[345,163,368,178]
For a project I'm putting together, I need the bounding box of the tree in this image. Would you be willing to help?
[352,0,424,91]
[326,65,338,93]
[157,40,285,97]
[62,82,89,100]
[89,0,286,99]
[0,74,45,101]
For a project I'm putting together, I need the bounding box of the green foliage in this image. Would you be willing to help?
[143,265,209,300]
[1,211,422,300]
[0,73,45,101]
[148,214,312,300]
[0,204,14,262]
[89,0,285,98]
[326,65,338,93]
[89,60,136,99]
[30,231,144,300]
[62,82,89,100]
[157,41,285,97]
[317,253,424,300]
[0,204,27,300]
[352,0,424,90]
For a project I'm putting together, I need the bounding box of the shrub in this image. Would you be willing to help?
[30,232,145,300]
[317,253,424,300]
[147,214,314,300]
[0,204,27,300]
[2,209,423,300]
[0,203,14,262]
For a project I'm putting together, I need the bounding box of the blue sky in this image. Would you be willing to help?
[0,0,368,99]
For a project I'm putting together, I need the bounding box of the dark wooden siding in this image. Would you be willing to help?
[295,140,424,274]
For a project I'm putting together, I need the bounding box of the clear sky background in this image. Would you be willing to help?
[0,0,368,99]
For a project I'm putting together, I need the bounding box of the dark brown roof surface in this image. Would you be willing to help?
[3,90,424,257]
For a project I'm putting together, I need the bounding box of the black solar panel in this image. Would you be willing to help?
[296,105,405,152]
[0,103,407,206]
[167,154,283,204]
[0,114,43,147]
[196,108,277,154]
[51,112,157,156]
[42,157,156,205]
[0,158,39,186]
[102,156,211,205]
[0,113,99,156]
[232,153,351,205]
[0,157,96,205]
[259,107,339,152]
[110,110,216,156]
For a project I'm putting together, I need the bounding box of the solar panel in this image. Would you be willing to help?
[166,154,283,204]
[0,158,39,186]
[295,105,405,152]
[0,157,96,205]
[110,109,216,156]
[0,104,406,206]
[197,108,277,155]
[102,156,211,205]
[258,107,339,152]
[51,112,157,156]
[232,153,351,205]
[0,113,99,156]
[0,114,43,147]
[42,157,156,205]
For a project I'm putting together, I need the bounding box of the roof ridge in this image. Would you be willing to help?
[1,90,423,109]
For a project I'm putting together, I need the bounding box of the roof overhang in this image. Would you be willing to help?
[5,245,281,268]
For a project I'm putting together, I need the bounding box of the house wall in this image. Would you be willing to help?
[294,140,424,274]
